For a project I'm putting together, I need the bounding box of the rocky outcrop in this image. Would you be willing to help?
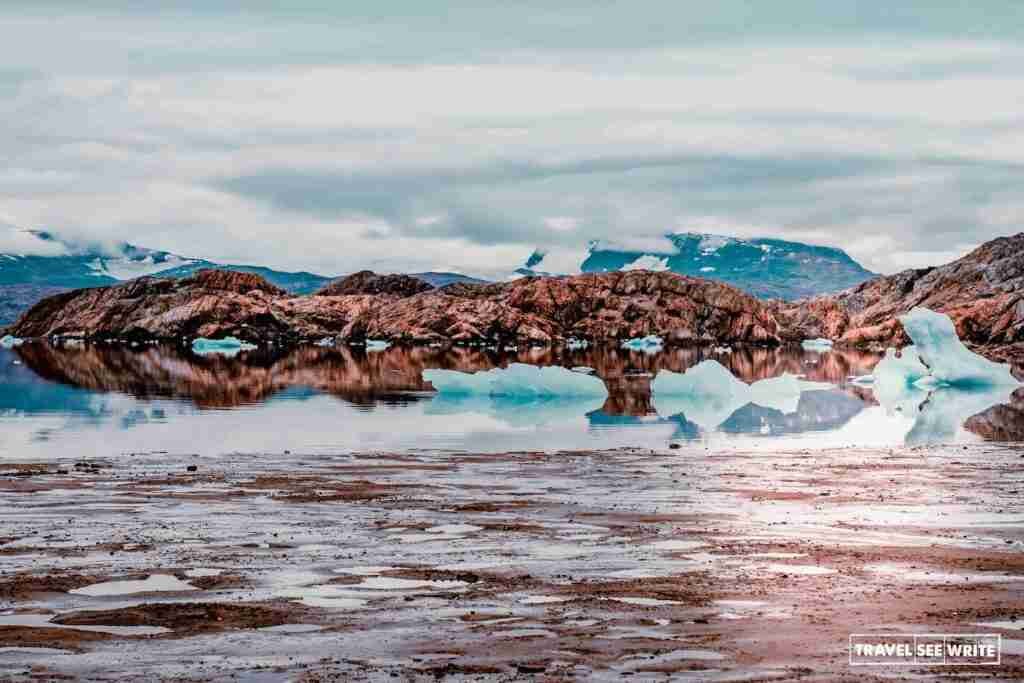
[7,269,781,345]
[8,232,1023,352]
[771,233,1024,349]
[317,270,433,297]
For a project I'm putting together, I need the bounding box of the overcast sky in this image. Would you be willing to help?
[2,2,1023,278]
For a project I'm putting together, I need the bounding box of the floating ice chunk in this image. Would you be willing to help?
[652,361,752,430]
[424,363,607,398]
[571,366,596,374]
[906,383,1019,445]
[900,307,1019,387]
[0,335,25,348]
[749,374,809,414]
[652,361,833,430]
[712,345,731,354]
[849,374,875,385]
[365,339,390,352]
[621,335,664,354]
[801,338,834,352]
[872,346,931,414]
[315,337,335,347]
[191,336,256,356]
[566,337,589,350]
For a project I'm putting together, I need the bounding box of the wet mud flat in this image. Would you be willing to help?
[1,444,1024,681]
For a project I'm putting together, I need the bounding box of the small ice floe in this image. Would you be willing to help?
[423,363,607,398]
[652,360,833,429]
[621,335,664,354]
[570,365,596,375]
[712,345,732,354]
[566,337,589,350]
[365,339,390,352]
[1,335,25,348]
[191,336,257,357]
[70,574,197,596]
[315,337,335,347]
[849,374,875,385]
[801,338,834,352]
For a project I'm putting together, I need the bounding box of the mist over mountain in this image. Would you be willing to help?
[517,232,876,301]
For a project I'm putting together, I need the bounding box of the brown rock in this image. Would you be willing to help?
[317,270,433,297]
[771,232,1024,350]
[7,269,782,345]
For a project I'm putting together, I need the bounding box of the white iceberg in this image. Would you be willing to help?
[365,339,390,352]
[1,335,25,348]
[191,336,257,357]
[424,363,608,399]
[651,360,833,430]
[899,307,1019,387]
[801,338,834,352]
[621,335,664,354]
[566,337,589,350]
[868,308,1022,444]
[315,337,335,347]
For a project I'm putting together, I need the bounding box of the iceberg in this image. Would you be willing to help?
[868,308,1022,444]
[191,336,257,357]
[899,307,1019,387]
[423,363,608,399]
[801,338,834,352]
[651,360,833,430]
[621,335,664,354]
[1,335,25,348]
[566,337,589,350]
[365,339,390,352]
[315,337,335,347]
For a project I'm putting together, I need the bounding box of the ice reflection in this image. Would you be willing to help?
[0,341,1021,458]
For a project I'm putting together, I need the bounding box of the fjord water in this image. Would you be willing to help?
[1,342,1021,460]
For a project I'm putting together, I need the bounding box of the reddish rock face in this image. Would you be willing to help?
[317,271,433,297]
[6,270,781,345]
[772,232,1024,349]
[8,232,1022,353]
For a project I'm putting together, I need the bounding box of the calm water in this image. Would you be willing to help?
[1,341,1022,460]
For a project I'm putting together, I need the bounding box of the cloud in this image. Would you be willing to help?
[1,4,1023,278]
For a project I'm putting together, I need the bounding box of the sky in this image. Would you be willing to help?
[2,2,1023,278]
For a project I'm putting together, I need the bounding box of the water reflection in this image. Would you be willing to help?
[0,341,1020,458]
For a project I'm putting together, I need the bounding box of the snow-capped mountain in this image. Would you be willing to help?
[0,225,486,325]
[518,232,876,300]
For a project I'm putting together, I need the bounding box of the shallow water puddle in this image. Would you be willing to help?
[867,562,1022,584]
[649,539,706,552]
[70,574,197,596]
[519,595,571,605]
[0,612,171,636]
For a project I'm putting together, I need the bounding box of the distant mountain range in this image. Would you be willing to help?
[517,232,876,301]
[0,228,483,324]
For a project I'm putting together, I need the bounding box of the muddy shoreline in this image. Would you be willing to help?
[1,444,1023,680]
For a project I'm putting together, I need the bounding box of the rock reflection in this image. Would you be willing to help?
[4,341,1022,444]
[11,342,882,414]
